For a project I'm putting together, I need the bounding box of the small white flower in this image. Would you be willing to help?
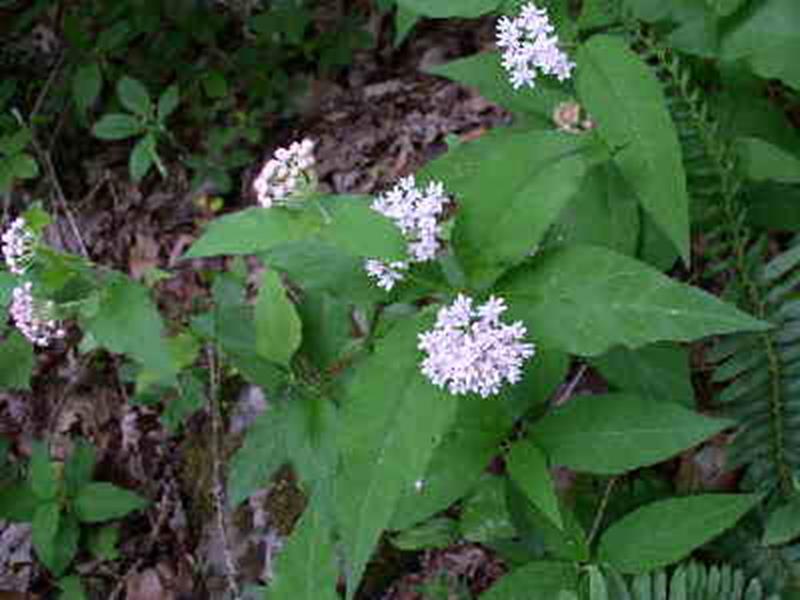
[9,282,66,346]
[365,176,451,290]
[496,2,574,89]
[2,217,36,275]
[364,259,408,291]
[253,138,316,208]
[418,294,535,398]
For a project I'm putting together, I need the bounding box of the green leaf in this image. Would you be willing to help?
[590,343,694,408]
[598,494,760,573]
[480,561,579,600]
[162,372,205,433]
[336,314,458,599]
[254,269,302,366]
[507,440,562,529]
[92,113,144,140]
[268,505,339,600]
[157,84,180,122]
[84,275,176,380]
[736,136,800,183]
[706,0,747,16]
[58,575,87,600]
[297,291,354,370]
[117,76,152,117]
[395,0,500,18]
[30,442,59,500]
[763,496,800,545]
[74,482,148,522]
[391,517,459,550]
[0,128,32,156]
[394,3,419,45]
[72,61,102,113]
[32,502,61,571]
[0,482,40,521]
[530,393,731,474]
[9,153,38,180]
[0,331,34,390]
[390,394,513,530]
[183,207,324,259]
[497,245,771,356]
[227,404,288,507]
[317,195,406,261]
[87,523,120,561]
[129,133,156,182]
[423,129,590,289]
[428,52,570,126]
[577,35,690,262]
[721,0,800,90]
[459,475,516,542]
[64,441,96,497]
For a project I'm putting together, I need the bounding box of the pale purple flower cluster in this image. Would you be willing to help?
[253,138,316,208]
[418,295,535,398]
[2,217,36,275]
[363,259,408,292]
[365,176,450,291]
[9,282,66,346]
[496,2,575,89]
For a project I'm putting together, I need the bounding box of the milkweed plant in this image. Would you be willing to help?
[2,0,799,597]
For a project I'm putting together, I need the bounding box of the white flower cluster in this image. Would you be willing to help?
[253,138,316,208]
[9,282,66,346]
[2,217,36,275]
[418,295,535,398]
[496,2,575,90]
[365,176,450,291]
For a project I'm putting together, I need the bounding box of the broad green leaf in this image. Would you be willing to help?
[763,497,800,546]
[9,153,38,180]
[84,274,176,380]
[74,482,148,522]
[255,269,302,366]
[92,113,144,140]
[721,0,800,90]
[554,163,640,257]
[480,561,579,600]
[157,84,180,122]
[0,482,39,522]
[316,195,406,261]
[706,0,747,16]
[587,566,609,600]
[30,442,59,500]
[497,245,771,356]
[0,331,34,390]
[87,524,120,561]
[396,0,500,18]
[50,513,80,576]
[423,129,590,289]
[268,505,338,600]
[227,404,288,507]
[64,441,97,496]
[590,343,694,408]
[162,372,205,433]
[117,76,152,117]
[747,182,800,231]
[32,502,61,571]
[391,517,459,550]
[598,494,760,573]
[530,393,731,474]
[297,291,354,370]
[129,133,155,181]
[72,61,102,113]
[460,475,516,542]
[577,35,690,262]
[183,207,324,258]
[507,439,562,529]
[736,137,800,183]
[500,345,570,421]
[336,315,458,599]
[0,128,32,156]
[59,575,87,600]
[390,395,512,530]
[394,3,419,45]
[428,52,570,126]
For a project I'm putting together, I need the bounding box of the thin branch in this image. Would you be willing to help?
[587,476,618,548]
[553,363,588,407]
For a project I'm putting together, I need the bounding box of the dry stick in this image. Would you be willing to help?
[553,363,588,407]
[27,51,90,260]
[206,344,242,600]
[587,476,619,548]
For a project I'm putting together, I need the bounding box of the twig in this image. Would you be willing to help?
[553,363,588,407]
[587,476,618,547]
[206,344,242,600]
